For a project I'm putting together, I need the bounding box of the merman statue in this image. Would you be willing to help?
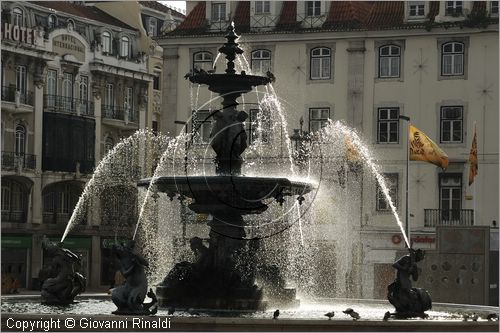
[111,241,157,315]
[40,237,86,305]
[385,248,432,320]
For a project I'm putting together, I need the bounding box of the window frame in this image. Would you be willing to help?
[120,36,130,58]
[445,1,463,16]
[441,41,464,76]
[378,45,401,78]
[377,107,400,144]
[48,14,57,29]
[491,1,499,16]
[148,17,157,36]
[193,51,213,71]
[15,124,26,155]
[309,107,330,133]
[310,47,331,80]
[440,106,463,143]
[211,2,227,21]
[251,49,271,75]
[439,173,462,218]
[12,7,23,26]
[305,1,321,16]
[15,65,27,94]
[101,31,111,54]
[254,1,271,14]
[105,83,114,107]
[376,173,399,211]
[192,110,213,144]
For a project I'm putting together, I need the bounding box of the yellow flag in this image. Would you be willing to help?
[409,125,449,170]
[468,124,478,186]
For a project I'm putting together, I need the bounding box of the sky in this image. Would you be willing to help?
[160,1,187,13]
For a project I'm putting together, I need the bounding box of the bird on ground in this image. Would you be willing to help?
[471,313,479,321]
[273,309,280,319]
[383,311,391,321]
[462,314,469,322]
[324,311,335,320]
[486,313,498,321]
[343,308,360,320]
[167,307,175,315]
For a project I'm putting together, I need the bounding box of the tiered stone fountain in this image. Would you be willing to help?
[138,24,313,310]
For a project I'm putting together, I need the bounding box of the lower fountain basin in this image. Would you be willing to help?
[137,176,314,215]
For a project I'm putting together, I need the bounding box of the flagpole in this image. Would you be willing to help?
[399,115,411,248]
[473,122,477,226]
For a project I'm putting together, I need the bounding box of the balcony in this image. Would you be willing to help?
[1,86,34,106]
[44,94,94,117]
[424,209,474,227]
[1,152,36,171]
[1,211,27,223]
[102,105,139,124]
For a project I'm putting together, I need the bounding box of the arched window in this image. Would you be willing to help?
[104,137,114,154]
[379,45,401,78]
[1,178,28,223]
[120,36,129,58]
[12,7,23,26]
[442,42,464,76]
[42,182,82,224]
[251,49,271,74]
[102,31,111,54]
[310,47,331,80]
[48,14,57,29]
[193,51,213,71]
[15,125,25,156]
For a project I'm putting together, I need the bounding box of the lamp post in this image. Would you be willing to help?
[399,115,410,247]
[289,117,310,171]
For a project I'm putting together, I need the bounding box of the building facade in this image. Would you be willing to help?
[1,1,183,291]
[157,1,499,301]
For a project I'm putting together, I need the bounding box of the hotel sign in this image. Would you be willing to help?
[53,34,85,62]
[1,23,36,45]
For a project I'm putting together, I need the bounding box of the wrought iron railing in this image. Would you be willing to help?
[250,14,280,29]
[1,151,36,170]
[1,211,27,223]
[1,86,34,106]
[102,105,138,123]
[44,94,94,116]
[424,209,474,227]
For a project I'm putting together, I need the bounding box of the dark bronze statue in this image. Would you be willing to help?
[111,241,157,315]
[40,237,86,305]
[385,248,432,319]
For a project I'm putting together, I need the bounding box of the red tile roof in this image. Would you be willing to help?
[233,1,250,31]
[168,1,497,36]
[140,1,185,19]
[31,1,135,30]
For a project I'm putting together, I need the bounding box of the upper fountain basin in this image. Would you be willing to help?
[188,73,272,96]
[137,175,314,215]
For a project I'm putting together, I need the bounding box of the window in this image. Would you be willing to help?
[62,73,73,98]
[376,173,398,211]
[445,1,463,16]
[102,31,111,54]
[211,3,226,21]
[379,45,401,78]
[440,106,463,143]
[79,76,88,101]
[255,1,271,14]
[248,108,270,144]
[47,70,57,95]
[193,51,213,71]
[124,87,133,111]
[105,84,114,106]
[408,1,425,17]
[148,17,157,36]
[492,1,499,15]
[251,49,271,74]
[48,15,57,29]
[193,110,213,144]
[377,107,399,143]
[15,125,26,155]
[104,137,114,154]
[42,182,82,224]
[1,179,27,223]
[439,173,462,220]
[12,7,23,26]
[15,66,27,94]
[309,108,330,132]
[306,1,321,16]
[120,36,130,58]
[310,47,331,80]
[441,42,464,76]
[153,74,160,90]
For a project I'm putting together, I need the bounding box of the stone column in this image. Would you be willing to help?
[346,41,366,131]
[32,66,46,225]
[162,47,179,135]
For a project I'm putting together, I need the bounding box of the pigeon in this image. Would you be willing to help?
[486,313,498,321]
[383,311,391,321]
[462,314,469,322]
[471,313,479,321]
[324,311,335,320]
[241,70,246,75]
[343,308,360,320]
[184,71,193,80]
[273,309,280,319]
[167,307,175,315]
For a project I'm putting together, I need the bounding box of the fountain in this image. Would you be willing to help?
[138,24,313,310]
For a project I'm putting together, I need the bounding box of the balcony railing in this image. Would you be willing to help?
[1,86,34,106]
[1,151,36,170]
[424,209,474,227]
[102,105,139,123]
[1,211,27,223]
[44,94,94,116]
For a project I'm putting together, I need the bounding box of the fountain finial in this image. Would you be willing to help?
[219,24,244,74]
